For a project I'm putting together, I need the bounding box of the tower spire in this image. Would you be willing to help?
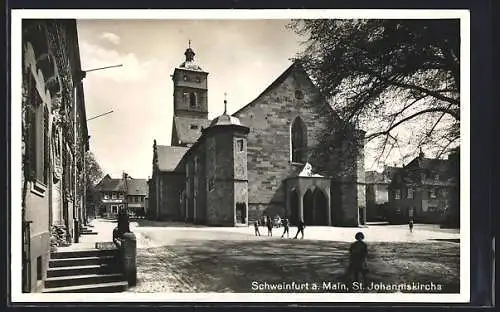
[188,39,191,49]
[223,92,228,115]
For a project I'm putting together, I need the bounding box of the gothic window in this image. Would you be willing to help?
[291,116,307,163]
[194,157,199,196]
[189,92,197,108]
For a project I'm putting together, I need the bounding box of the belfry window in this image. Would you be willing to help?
[291,116,307,163]
[189,92,197,108]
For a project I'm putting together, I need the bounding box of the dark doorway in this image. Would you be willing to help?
[236,202,247,224]
[303,189,314,226]
[313,189,328,225]
[290,190,299,225]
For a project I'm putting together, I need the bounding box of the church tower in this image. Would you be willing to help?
[172,42,209,119]
[171,42,210,147]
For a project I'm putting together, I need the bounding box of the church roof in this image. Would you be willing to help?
[156,145,189,172]
[173,116,212,145]
[126,179,148,196]
[232,61,312,117]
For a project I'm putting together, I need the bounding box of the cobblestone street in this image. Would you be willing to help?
[103,219,461,294]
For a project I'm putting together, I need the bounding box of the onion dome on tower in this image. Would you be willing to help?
[179,40,203,71]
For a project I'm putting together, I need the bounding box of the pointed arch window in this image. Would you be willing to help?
[291,116,307,163]
[189,92,197,108]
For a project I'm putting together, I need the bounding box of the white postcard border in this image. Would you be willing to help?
[10,9,471,303]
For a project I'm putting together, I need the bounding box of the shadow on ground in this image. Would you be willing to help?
[130,239,460,294]
[133,219,209,228]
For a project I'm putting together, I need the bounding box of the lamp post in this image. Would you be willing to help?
[74,64,121,241]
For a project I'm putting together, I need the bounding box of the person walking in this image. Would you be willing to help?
[267,216,273,236]
[293,219,305,239]
[347,232,369,287]
[254,220,261,236]
[281,217,290,238]
[409,218,414,233]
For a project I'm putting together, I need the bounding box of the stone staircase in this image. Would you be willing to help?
[43,248,128,293]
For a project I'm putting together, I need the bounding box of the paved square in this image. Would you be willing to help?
[118,220,460,293]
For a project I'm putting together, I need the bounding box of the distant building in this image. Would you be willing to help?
[126,177,148,218]
[94,173,148,218]
[365,166,400,221]
[387,150,457,224]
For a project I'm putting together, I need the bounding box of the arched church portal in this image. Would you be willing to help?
[313,188,329,226]
[290,189,300,225]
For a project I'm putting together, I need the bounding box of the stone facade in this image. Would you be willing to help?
[149,46,365,227]
[21,19,88,292]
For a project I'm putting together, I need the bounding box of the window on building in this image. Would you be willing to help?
[190,124,198,130]
[43,106,49,184]
[208,177,215,192]
[189,92,197,108]
[407,188,414,199]
[291,116,307,163]
[237,139,244,152]
[112,193,117,200]
[26,73,50,186]
[430,188,437,199]
[394,189,401,200]
[111,205,118,213]
[119,193,124,199]
[104,193,109,200]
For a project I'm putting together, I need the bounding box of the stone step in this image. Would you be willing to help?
[45,273,124,288]
[49,255,116,268]
[51,248,118,260]
[47,264,119,278]
[80,231,98,235]
[43,281,128,293]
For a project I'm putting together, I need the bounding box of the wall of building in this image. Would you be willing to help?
[234,69,330,219]
[22,20,88,292]
[158,173,184,220]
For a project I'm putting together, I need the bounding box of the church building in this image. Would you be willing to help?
[148,44,366,227]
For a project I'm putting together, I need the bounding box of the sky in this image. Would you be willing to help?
[77,19,405,179]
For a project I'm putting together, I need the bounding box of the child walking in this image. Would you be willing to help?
[293,219,305,239]
[254,220,261,236]
[347,232,369,287]
[281,217,290,238]
[267,216,273,236]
